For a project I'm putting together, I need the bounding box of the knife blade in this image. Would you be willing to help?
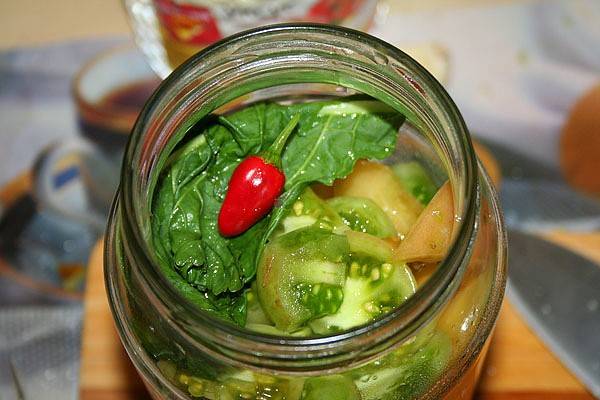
[507,230,600,397]
[477,137,561,181]
[9,358,26,400]
[476,137,600,231]
[502,180,600,232]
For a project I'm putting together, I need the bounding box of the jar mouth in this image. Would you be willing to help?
[118,23,479,367]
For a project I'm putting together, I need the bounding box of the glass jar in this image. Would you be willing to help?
[105,24,506,400]
[123,0,381,78]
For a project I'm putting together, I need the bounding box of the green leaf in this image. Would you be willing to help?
[169,175,206,273]
[283,106,403,188]
[168,135,212,197]
[218,103,266,155]
[197,172,240,294]
[230,217,269,283]
[154,244,246,324]
[152,134,212,265]
[219,102,292,155]
[152,172,175,265]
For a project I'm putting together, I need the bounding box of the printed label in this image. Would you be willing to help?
[155,0,221,45]
[154,0,366,45]
[309,0,364,23]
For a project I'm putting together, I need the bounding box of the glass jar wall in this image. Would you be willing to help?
[104,24,506,399]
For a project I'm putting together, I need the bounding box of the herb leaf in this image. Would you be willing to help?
[283,108,403,188]
[170,175,206,273]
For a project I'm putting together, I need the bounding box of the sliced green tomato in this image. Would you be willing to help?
[346,230,393,263]
[279,187,344,235]
[293,187,344,225]
[218,372,305,400]
[245,323,312,337]
[318,100,396,116]
[333,161,423,236]
[257,226,349,332]
[310,261,416,335]
[392,161,438,205]
[327,196,396,238]
[301,375,362,400]
[245,284,271,326]
[281,215,318,234]
[352,332,452,400]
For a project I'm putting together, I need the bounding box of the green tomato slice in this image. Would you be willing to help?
[328,196,397,238]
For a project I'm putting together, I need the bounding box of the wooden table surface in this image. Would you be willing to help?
[80,232,600,400]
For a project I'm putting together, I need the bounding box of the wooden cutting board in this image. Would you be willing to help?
[80,232,600,400]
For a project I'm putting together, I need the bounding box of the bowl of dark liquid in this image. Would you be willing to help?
[73,45,161,149]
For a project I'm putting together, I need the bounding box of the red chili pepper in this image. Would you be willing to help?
[218,114,300,237]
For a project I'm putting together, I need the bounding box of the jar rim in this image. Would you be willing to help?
[116,23,480,367]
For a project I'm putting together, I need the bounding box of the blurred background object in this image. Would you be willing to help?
[560,84,600,197]
[124,0,382,77]
[73,45,160,148]
[0,39,130,400]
